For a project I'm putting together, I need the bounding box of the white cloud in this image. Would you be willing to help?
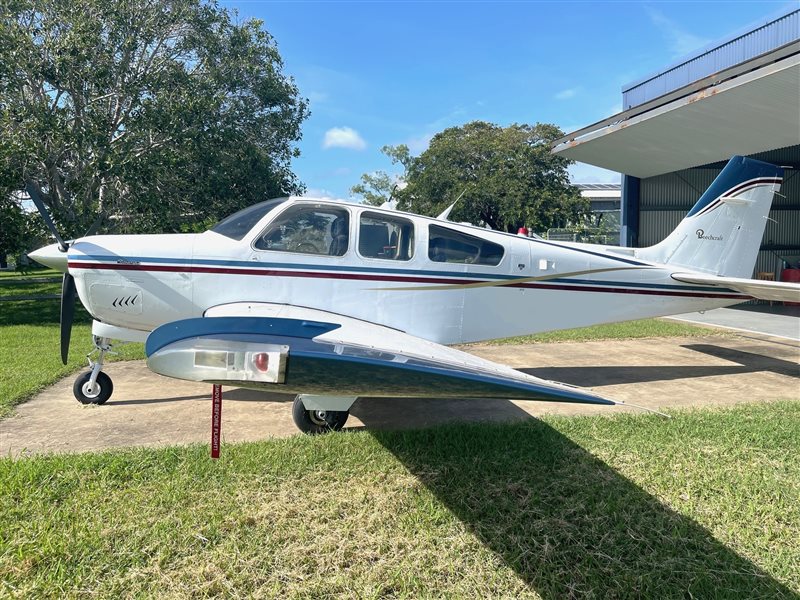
[554,88,578,101]
[300,187,338,199]
[323,127,367,151]
[568,163,621,185]
[646,8,710,57]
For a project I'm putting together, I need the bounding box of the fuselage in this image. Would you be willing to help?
[57,198,748,344]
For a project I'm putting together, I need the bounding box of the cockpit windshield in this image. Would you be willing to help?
[209,198,288,240]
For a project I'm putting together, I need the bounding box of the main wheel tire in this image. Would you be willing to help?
[291,396,349,434]
[73,371,114,405]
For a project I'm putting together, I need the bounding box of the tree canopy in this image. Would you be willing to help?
[367,121,588,234]
[349,144,413,206]
[0,195,27,266]
[0,0,309,242]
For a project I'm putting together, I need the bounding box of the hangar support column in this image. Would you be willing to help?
[620,174,640,247]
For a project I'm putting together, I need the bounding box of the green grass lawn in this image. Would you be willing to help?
[0,281,60,298]
[0,272,795,596]
[0,267,60,279]
[490,318,722,344]
[0,321,144,418]
[0,402,797,598]
[0,275,144,417]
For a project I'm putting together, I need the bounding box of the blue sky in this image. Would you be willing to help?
[223,1,793,198]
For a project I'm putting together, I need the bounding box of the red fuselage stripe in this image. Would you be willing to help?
[67,261,749,299]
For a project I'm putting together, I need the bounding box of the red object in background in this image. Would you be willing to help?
[517,227,529,236]
[211,384,222,458]
[781,268,800,306]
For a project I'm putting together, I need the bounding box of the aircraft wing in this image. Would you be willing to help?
[145,303,616,406]
[671,272,800,303]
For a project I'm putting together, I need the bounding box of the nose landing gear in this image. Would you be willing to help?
[72,336,115,405]
[73,371,114,405]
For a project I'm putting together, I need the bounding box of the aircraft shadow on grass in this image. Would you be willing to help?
[362,406,796,598]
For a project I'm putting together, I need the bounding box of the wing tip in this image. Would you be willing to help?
[615,400,672,418]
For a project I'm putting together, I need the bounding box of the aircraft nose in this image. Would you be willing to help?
[28,243,69,272]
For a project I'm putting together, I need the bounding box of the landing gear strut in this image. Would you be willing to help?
[73,336,114,405]
[291,395,354,434]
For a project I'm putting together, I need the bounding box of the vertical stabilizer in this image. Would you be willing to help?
[637,156,783,278]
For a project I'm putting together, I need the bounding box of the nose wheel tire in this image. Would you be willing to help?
[292,396,349,434]
[73,371,114,405]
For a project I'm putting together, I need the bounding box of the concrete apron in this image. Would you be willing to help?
[1,334,798,457]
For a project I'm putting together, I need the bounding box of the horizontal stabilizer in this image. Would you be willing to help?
[146,303,618,406]
[671,272,800,303]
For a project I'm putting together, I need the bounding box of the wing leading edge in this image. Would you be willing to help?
[145,303,617,407]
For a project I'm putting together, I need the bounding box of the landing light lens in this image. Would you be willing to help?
[253,353,269,372]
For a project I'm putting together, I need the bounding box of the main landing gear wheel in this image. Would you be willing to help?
[292,396,349,434]
[73,371,114,405]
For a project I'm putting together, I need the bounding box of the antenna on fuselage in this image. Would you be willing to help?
[380,183,400,210]
[436,187,468,221]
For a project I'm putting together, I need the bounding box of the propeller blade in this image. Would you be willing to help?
[60,273,76,364]
[25,181,68,252]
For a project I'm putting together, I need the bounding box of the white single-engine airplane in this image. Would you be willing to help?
[28,155,800,433]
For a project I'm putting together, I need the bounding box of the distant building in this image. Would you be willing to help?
[576,183,621,230]
[553,7,799,277]
[544,183,620,244]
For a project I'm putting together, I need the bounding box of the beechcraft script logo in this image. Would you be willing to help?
[696,229,724,241]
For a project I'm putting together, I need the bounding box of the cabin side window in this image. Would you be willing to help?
[358,212,415,261]
[210,198,288,240]
[254,205,350,256]
[428,224,505,266]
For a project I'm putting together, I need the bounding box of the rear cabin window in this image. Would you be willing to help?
[428,225,505,266]
[254,205,350,256]
[358,212,415,261]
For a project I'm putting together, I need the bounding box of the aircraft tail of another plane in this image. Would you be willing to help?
[637,156,783,278]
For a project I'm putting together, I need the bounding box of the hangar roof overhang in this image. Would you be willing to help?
[552,50,800,179]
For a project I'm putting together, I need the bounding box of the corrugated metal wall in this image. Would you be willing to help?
[639,144,800,279]
[623,8,799,109]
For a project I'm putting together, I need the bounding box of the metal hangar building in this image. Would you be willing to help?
[553,7,800,278]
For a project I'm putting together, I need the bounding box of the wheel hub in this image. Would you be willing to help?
[81,382,101,399]
[309,410,328,425]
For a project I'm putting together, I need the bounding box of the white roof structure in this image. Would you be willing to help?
[553,53,799,178]
[576,183,620,199]
[552,7,800,178]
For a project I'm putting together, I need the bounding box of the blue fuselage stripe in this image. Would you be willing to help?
[70,253,739,295]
